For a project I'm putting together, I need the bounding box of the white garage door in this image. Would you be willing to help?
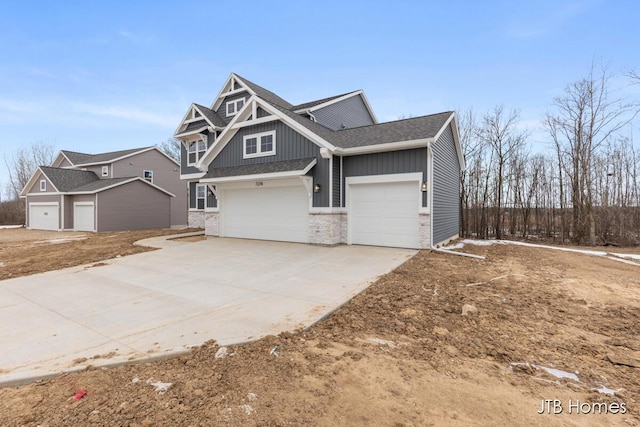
[221,183,309,243]
[74,202,95,231]
[29,203,59,231]
[349,181,419,249]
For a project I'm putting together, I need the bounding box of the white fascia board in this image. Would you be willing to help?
[51,151,72,167]
[24,192,62,196]
[68,178,176,197]
[72,147,155,168]
[20,167,60,197]
[257,101,337,151]
[358,90,378,124]
[230,115,278,129]
[336,138,433,156]
[196,95,257,171]
[180,172,206,180]
[175,127,209,140]
[201,158,317,184]
[432,112,465,171]
[210,73,256,111]
[293,91,361,114]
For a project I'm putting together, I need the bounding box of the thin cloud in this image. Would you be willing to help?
[117,29,154,44]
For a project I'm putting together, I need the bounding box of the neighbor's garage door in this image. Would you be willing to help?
[74,202,95,231]
[349,181,419,249]
[221,183,309,243]
[29,203,59,230]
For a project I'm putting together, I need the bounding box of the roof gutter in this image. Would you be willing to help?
[334,138,433,156]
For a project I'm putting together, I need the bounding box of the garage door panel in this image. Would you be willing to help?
[29,204,59,231]
[74,204,95,231]
[221,184,309,243]
[349,181,419,249]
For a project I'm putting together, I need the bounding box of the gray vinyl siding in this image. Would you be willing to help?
[180,143,204,175]
[112,149,186,226]
[432,124,461,245]
[26,194,62,229]
[342,148,428,207]
[216,92,249,123]
[85,164,109,178]
[313,95,375,130]
[25,170,55,194]
[210,121,329,207]
[257,107,269,118]
[189,181,217,209]
[332,156,341,207]
[97,181,171,231]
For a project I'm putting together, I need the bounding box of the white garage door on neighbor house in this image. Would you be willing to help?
[74,202,95,231]
[29,203,59,231]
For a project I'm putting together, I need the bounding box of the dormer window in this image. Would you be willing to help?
[187,139,207,166]
[226,98,245,117]
[102,165,109,177]
[40,179,46,191]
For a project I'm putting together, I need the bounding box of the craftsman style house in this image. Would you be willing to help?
[20,147,187,232]
[174,73,463,249]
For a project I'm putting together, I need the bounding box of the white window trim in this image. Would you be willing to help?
[226,98,245,117]
[187,139,207,167]
[39,179,46,191]
[101,165,109,177]
[144,170,153,183]
[195,183,206,210]
[243,130,276,159]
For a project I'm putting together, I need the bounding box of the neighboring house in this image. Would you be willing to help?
[174,73,464,249]
[20,147,187,232]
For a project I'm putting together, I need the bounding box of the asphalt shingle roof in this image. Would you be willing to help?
[61,147,153,166]
[204,158,316,179]
[193,103,227,128]
[235,74,293,109]
[69,177,137,193]
[39,167,100,192]
[290,91,359,111]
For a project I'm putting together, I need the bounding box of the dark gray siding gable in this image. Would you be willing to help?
[313,95,375,130]
[342,148,428,208]
[211,121,329,207]
[432,124,460,245]
[216,92,249,123]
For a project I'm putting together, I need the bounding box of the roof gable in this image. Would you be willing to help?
[210,73,293,113]
[60,147,155,167]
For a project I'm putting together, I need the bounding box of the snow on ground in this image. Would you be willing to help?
[0,225,23,229]
[443,239,640,266]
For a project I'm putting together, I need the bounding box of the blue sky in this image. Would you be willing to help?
[1,0,638,192]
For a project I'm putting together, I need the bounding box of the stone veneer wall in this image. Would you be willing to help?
[188,211,205,229]
[204,212,219,236]
[308,212,345,245]
[418,213,431,249]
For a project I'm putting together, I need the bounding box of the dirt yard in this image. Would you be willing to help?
[0,228,200,281]
[0,231,639,426]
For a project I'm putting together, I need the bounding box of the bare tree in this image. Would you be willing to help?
[543,63,636,245]
[156,138,181,162]
[4,142,56,200]
[476,105,528,239]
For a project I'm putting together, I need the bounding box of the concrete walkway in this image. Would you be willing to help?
[0,236,415,385]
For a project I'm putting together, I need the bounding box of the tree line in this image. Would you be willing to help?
[459,64,640,246]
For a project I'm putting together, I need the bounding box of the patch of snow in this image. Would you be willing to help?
[132,377,140,384]
[441,242,465,250]
[247,392,257,401]
[609,253,640,261]
[35,237,88,244]
[241,404,254,415]
[0,225,22,229]
[593,384,624,395]
[215,346,228,359]
[510,362,580,382]
[147,379,172,395]
[605,256,640,266]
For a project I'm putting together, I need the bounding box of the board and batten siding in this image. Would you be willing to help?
[313,95,375,130]
[332,156,341,207]
[180,142,206,176]
[97,181,171,231]
[216,92,250,123]
[432,124,461,245]
[210,121,330,208]
[342,148,429,208]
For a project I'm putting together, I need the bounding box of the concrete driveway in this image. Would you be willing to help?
[0,236,415,385]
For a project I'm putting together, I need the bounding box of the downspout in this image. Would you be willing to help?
[427,141,484,260]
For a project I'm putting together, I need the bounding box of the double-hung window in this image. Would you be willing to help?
[143,170,153,183]
[102,165,109,177]
[243,130,276,159]
[187,139,207,166]
[226,98,245,117]
[196,184,205,210]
